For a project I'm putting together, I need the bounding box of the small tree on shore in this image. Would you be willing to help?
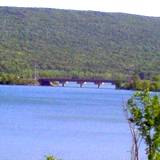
[126,89,160,160]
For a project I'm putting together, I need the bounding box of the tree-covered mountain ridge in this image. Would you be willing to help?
[0,7,160,78]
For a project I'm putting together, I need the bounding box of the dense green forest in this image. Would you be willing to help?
[0,7,160,79]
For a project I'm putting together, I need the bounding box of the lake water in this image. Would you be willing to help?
[0,84,146,160]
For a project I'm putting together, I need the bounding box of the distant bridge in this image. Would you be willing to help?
[38,78,116,88]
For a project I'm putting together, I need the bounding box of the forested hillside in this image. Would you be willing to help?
[0,7,160,78]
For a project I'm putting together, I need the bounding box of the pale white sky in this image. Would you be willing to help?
[0,0,160,17]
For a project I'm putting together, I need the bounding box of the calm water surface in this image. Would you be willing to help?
[0,84,145,160]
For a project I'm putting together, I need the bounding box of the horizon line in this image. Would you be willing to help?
[0,5,159,18]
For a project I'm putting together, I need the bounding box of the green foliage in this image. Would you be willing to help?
[39,69,113,79]
[127,89,160,160]
[150,81,160,91]
[118,73,160,91]
[0,7,160,77]
[45,155,60,160]
[0,73,36,85]
[153,75,160,81]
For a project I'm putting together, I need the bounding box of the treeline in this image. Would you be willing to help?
[0,71,109,85]
[38,70,119,79]
[0,69,123,85]
[117,74,160,91]
[0,73,36,85]
[1,71,160,91]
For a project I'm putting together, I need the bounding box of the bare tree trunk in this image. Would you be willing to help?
[123,101,141,160]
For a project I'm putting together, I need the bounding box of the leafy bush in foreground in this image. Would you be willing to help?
[127,89,160,159]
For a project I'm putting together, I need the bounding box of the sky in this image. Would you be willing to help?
[0,0,160,17]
